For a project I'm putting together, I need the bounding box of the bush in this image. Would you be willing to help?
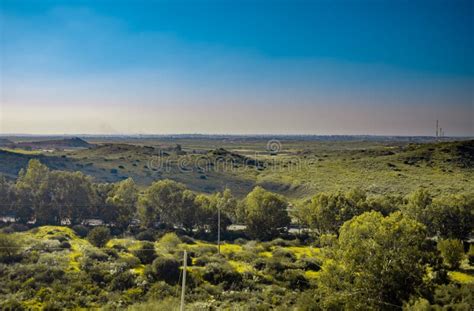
[296,257,322,271]
[118,254,141,269]
[87,226,111,248]
[135,230,156,241]
[437,239,465,269]
[264,257,288,274]
[72,225,89,238]
[82,259,112,284]
[133,242,157,264]
[1,223,29,233]
[0,298,25,311]
[282,269,310,290]
[234,238,248,245]
[53,235,68,243]
[112,244,128,252]
[202,261,242,290]
[84,248,109,262]
[268,238,299,248]
[229,249,257,263]
[0,233,22,263]
[193,254,226,267]
[59,241,71,249]
[273,248,297,261]
[110,271,135,291]
[146,281,176,300]
[468,245,474,266]
[180,235,195,244]
[151,256,181,284]
[158,232,182,251]
[103,248,120,259]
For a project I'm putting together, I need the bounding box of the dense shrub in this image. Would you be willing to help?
[118,254,141,269]
[1,223,29,233]
[0,233,22,263]
[82,260,112,284]
[296,257,322,271]
[85,248,109,262]
[112,244,128,252]
[282,269,310,290]
[133,241,157,264]
[202,261,242,290]
[151,256,181,284]
[158,232,182,251]
[109,271,135,291]
[59,241,71,249]
[72,225,89,238]
[146,281,176,300]
[437,239,465,269]
[190,245,217,257]
[234,238,248,245]
[135,230,156,241]
[193,254,226,267]
[268,238,300,248]
[180,235,195,244]
[228,249,257,262]
[273,248,297,261]
[0,298,25,311]
[87,226,111,247]
[264,256,290,274]
[405,283,474,309]
[103,248,120,259]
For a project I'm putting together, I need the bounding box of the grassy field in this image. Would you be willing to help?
[1,137,473,200]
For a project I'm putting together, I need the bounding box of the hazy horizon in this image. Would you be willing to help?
[1,0,473,136]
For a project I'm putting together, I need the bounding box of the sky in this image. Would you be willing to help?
[0,0,473,136]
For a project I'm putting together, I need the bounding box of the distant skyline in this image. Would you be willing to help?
[1,0,473,136]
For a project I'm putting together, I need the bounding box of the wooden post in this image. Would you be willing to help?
[217,207,221,254]
[180,250,187,311]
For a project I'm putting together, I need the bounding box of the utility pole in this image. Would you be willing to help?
[217,184,227,255]
[180,250,187,311]
[217,206,221,255]
[436,120,439,138]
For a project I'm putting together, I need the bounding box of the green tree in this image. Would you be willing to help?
[401,188,433,227]
[243,186,290,240]
[93,183,115,223]
[402,190,473,240]
[437,239,465,270]
[106,178,138,229]
[0,233,22,263]
[194,188,236,234]
[295,189,369,235]
[14,159,50,223]
[0,176,14,217]
[13,160,94,225]
[138,180,198,231]
[40,171,95,225]
[87,226,111,247]
[317,211,428,310]
[431,194,474,240]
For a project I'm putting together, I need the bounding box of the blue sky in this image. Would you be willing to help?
[1,0,473,135]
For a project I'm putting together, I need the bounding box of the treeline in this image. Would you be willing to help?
[0,160,290,240]
[0,159,473,242]
[294,188,473,241]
